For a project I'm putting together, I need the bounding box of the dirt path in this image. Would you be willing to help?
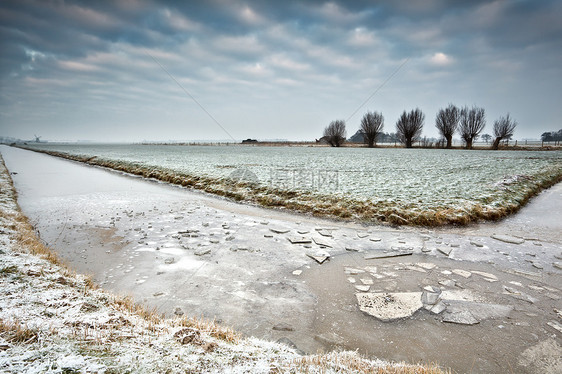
[1,145,561,374]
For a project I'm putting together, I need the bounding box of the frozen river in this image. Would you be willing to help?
[1,145,561,374]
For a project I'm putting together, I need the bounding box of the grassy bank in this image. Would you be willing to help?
[0,153,449,373]
[18,146,562,226]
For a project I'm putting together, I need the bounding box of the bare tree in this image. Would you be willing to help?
[492,113,517,150]
[360,111,384,147]
[541,129,562,142]
[323,120,347,147]
[396,108,424,148]
[481,134,492,143]
[459,106,486,149]
[435,104,459,148]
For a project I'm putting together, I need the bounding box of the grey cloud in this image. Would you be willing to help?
[1,0,561,141]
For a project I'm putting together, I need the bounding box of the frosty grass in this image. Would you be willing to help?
[23,144,562,225]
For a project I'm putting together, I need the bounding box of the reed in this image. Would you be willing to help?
[290,351,450,374]
[0,318,39,344]
[176,315,241,343]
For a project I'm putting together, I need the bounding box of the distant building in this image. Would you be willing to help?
[315,136,330,144]
[348,130,365,143]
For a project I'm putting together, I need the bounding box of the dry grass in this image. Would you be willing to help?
[0,265,19,275]
[288,352,450,374]
[9,214,94,286]
[0,318,39,344]
[176,315,242,343]
[112,295,162,328]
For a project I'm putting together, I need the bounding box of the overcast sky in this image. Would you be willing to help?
[1,0,561,142]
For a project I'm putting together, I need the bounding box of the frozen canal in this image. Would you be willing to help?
[1,145,561,374]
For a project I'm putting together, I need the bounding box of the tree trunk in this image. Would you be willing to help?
[446,135,452,148]
[465,138,473,149]
[492,137,501,150]
[406,138,413,148]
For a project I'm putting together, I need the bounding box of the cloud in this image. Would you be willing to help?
[237,62,270,77]
[159,8,201,32]
[429,52,453,66]
[307,1,368,24]
[237,5,266,25]
[57,3,120,30]
[268,54,310,72]
[58,60,100,72]
[348,27,378,47]
[0,0,561,141]
[212,34,265,57]
[472,0,505,28]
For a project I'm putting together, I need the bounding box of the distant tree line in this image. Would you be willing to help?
[322,104,519,150]
[541,129,562,142]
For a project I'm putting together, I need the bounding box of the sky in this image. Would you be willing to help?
[1,0,561,142]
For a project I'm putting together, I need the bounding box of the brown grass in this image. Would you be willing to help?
[176,315,241,343]
[0,318,39,344]
[13,225,64,265]
[0,265,19,275]
[288,352,450,374]
[112,295,162,328]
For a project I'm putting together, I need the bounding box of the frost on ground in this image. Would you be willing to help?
[0,155,447,373]
[20,144,562,226]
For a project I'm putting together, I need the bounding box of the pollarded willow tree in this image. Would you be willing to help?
[396,108,424,148]
[492,113,517,150]
[435,104,460,148]
[360,111,384,147]
[323,120,347,147]
[459,106,486,149]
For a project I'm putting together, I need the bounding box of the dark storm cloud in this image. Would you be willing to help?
[1,0,561,141]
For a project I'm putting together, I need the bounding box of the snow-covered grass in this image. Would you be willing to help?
[20,144,562,226]
[0,154,449,373]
